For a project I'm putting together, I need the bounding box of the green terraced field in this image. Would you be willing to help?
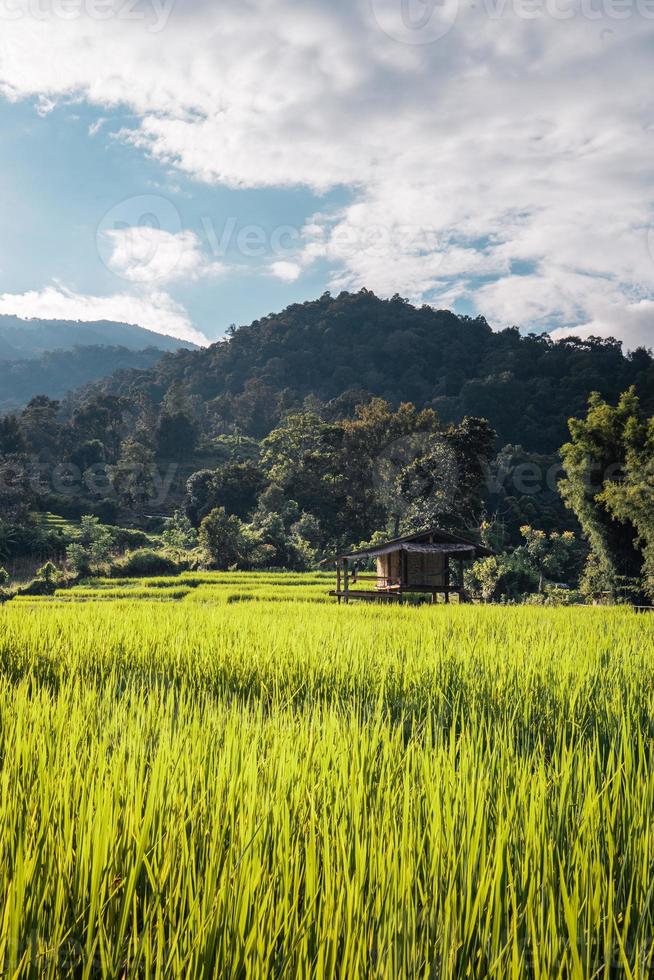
[11,571,335,606]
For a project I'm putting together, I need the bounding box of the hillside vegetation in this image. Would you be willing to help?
[0,314,199,410]
[78,290,654,454]
[0,345,168,412]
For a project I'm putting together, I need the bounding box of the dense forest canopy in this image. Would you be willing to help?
[73,290,654,454]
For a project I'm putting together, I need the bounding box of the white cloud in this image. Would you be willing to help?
[88,116,107,136]
[1,2,654,343]
[269,260,302,283]
[102,226,224,284]
[551,299,654,351]
[0,285,209,346]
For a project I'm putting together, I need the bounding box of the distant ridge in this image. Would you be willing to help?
[0,315,198,360]
[0,315,199,411]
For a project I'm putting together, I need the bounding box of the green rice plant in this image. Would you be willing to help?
[61,572,334,605]
[57,587,192,601]
[0,600,652,977]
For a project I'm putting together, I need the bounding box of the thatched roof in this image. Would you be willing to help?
[331,527,493,562]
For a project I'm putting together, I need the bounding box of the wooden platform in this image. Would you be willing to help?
[329,588,465,604]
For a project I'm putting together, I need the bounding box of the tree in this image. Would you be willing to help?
[199,507,264,570]
[162,510,198,551]
[250,510,313,570]
[66,517,113,575]
[596,408,654,599]
[0,525,18,563]
[262,412,343,539]
[514,526,578,593]
[66,542,91,577]
[66,516,114,575]
[210,461,266,521]
[465,555,509,603]
[156,411,198,459]
[184,470,217,526]
[110,440,156,511]
[339,399,440,539]
[0,568,9,587]
[446,416,496,523]
[70,439,106,472]
[560,389,646,601]
[0,415,25,455]
[19,396,62,456]
[0,455,34,524]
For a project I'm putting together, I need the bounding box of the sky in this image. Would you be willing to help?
[0,0,653,349]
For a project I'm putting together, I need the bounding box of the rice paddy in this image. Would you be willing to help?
[1,579,653,977]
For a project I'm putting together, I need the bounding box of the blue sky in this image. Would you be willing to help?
[0,98,349,342]
[0,1,653,348]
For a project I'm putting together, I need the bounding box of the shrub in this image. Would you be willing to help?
[107,526,159,551]
[66,542,91,578]
[109,549,182,579]
[36,561,60,586]
[18,562,63,597]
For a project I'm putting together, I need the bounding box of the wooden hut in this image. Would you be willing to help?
[329,527,492,604]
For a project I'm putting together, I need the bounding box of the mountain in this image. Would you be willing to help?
[0,346,172,413]
[0,315,198,361]
[75,290,654,454]
[0,315,199,411]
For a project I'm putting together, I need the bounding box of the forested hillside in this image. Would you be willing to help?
[77,290,654,454]
[0,314,199,410]
[0,346,168,412]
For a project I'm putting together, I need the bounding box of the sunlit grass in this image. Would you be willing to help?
[0,598,652,976]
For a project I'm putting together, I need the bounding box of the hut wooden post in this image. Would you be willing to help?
[343,558,349,604]
[336,560,342,604]
[444,555,450,603]
[458,557,464,602]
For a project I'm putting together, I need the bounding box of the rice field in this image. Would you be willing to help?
[11,571,336,605]
[0,582,653,977]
